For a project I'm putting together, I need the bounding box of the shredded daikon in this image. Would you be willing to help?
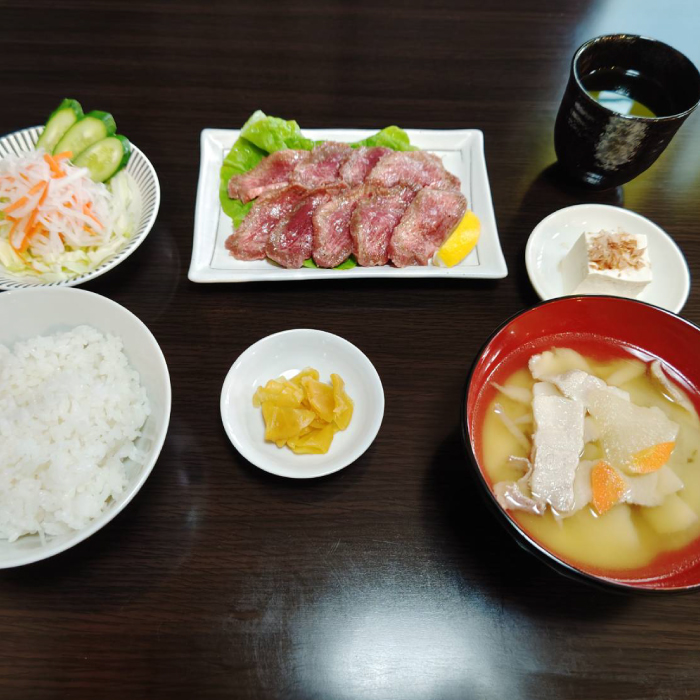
[650,360,696,415]
[0,149,135,281]
[491,381,532,404]
[606,360,646,387]
[493,402,531,452]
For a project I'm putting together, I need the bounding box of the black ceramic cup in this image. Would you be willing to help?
[554,34,700,190]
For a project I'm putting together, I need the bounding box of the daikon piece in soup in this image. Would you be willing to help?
[481,345,700,574]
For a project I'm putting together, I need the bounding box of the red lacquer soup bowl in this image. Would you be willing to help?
[462,296,700,592]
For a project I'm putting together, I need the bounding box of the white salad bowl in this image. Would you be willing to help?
[0,287,171,568]
[0,126,160,290]
[221,329,384,479]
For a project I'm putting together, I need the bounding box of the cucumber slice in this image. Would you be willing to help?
[35,99,83,153]
[53,110,117,158]
[73,135,131,182]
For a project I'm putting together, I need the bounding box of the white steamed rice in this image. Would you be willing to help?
[0,325,150,542]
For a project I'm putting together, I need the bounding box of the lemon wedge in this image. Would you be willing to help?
[433,211,481,267]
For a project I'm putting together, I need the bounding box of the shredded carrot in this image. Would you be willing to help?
[53,151,73,161]
[15,210,41,252]
[36,182,49,208]
[7,218,20,240]
[83,203,103,228]
[27,180,47,197]
[25,209,38,232]
[8,218,24,253]
[4,196,28,215]
[43,153,64,178]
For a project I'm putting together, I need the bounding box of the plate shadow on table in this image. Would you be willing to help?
[425,426,632,620]
[190,275,502,300]
[509,163,625,309]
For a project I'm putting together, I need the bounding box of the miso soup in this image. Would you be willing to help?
[480,344,700,575]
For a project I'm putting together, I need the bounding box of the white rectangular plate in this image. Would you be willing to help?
[189,127,507,282]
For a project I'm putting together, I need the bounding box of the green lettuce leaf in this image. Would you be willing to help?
[240,110,315,153]
[352,125,417,151]
[219,112,417,238]
[219,136,265,224]
[302,255,357,270]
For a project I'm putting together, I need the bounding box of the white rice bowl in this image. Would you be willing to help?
[0,326,150,541]
[0,287,170,567]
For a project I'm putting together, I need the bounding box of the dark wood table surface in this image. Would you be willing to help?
[2,1,700,698]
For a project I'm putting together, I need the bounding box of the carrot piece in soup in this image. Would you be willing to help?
[591,461,627,515]
[630,442,675,474]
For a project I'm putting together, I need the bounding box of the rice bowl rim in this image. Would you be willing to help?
[0,287,171,567]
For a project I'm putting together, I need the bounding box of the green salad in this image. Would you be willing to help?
[220,110,417,270]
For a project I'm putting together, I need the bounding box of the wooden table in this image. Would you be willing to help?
[2,1,700,698]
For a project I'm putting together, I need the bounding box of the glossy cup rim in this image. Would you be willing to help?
[462,294,700,594]
[572,33,700,123]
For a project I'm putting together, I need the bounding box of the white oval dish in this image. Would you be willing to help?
[525,204,690,313]
[0,126,160,290]
[221,329,384,479]
[0,287,171,568]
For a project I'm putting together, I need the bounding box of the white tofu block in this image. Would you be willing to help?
[561,231,652,298]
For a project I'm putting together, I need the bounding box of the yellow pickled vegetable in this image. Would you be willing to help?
[287,423,337,454]
[261,402,316,442]
[254,367,353,455]
[253,378,304,408]
[331,374,354,430]
[302,377,336,423]
[290,368,320,387]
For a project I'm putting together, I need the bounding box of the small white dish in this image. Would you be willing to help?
[221,329,384,479]
[525,204,690,313]
[189,127,507,282]
[0,288,171,568]
[0,126,160,290]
